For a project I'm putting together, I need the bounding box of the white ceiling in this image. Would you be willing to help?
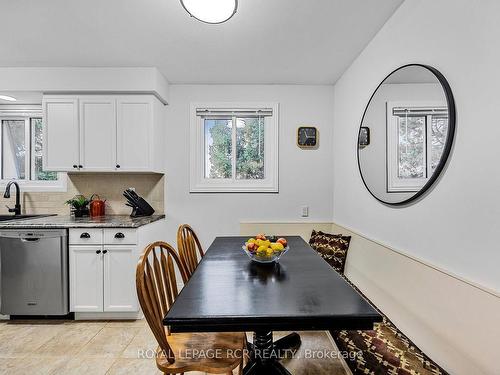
[1,0,403,84]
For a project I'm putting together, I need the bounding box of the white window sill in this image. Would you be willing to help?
[190,185,279,193]
[0,174,68,193]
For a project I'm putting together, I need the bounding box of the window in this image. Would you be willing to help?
[387,102,448,192]
[0,106,66,191]
[190,103,278,192]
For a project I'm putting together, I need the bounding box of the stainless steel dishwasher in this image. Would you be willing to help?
[0,229,69,316]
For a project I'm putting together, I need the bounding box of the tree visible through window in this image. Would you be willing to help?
[204,116,265,180]
[2,119,26,180]
[191,103,278,193]
[387,104,449,192]
[397,116,425,179]
[32,118,58,181]
[236,117,265,179]
[0,116,58,182]
[396,113,448,180]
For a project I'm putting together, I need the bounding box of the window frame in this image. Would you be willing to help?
[386,101,447,193]
[0,106,67,192]
[190,102,279,193]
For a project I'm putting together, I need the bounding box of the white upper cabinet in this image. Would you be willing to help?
[116,96,152,171]
[42,94,165,173]
[42,97,80,171]
[79,97,117,171]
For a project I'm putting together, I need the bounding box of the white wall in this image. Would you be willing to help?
[333,0,500,299]
[163,85,334,249]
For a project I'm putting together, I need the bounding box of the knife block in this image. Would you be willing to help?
[129,197,155,217]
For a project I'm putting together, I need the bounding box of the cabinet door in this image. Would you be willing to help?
[69,245,103,312]
[116,96,153,171]
[103,245,138,312]
[79,97,116,171]
[42,97,80,171]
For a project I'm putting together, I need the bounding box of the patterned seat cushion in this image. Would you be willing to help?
[309,230,351,273]
[332,316,448,375]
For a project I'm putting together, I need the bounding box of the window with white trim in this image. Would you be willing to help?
[387,101,448,192]
[190,103,279,193]
[0,105,66,191]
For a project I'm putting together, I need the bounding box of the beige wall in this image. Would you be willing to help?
[0,173,164,215]
[240,222,332,242]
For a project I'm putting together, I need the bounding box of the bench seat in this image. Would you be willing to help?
[307,230,448,374]
[330,275,448,375]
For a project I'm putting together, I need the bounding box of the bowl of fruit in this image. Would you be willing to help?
[243,234,289,263]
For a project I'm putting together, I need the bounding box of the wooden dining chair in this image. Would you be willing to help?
[177,224,204,278]
[136,241,245,374]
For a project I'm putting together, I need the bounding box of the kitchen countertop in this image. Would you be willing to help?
[0,214,165,229]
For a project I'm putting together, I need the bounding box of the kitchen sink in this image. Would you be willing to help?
[0,214,56,222]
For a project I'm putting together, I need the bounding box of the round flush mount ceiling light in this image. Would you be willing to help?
[180,0,237,24]
[0,95,17,102]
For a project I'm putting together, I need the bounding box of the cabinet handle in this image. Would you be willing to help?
[114,232,125,239]
[116,164,121,169]
[96,250,101,254]
[73,164,78,169]
[78,165,83,169]
[103,250,108,254]
[80,232,90,238]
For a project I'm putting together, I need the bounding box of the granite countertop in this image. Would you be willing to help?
[0,214,165,229]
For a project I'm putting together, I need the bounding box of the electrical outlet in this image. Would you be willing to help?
[301,205,309,217]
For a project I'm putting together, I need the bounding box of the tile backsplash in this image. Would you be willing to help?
[0,173,164,216]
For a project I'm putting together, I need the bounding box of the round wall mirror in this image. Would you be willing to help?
[357,64,455,205]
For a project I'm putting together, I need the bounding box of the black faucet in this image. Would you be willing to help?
[4,181,21,216]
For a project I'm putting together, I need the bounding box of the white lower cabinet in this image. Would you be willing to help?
[103,246,137,312]
[69,229,139,313]
[69,245,104,312]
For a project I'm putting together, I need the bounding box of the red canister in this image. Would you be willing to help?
[89,194,106,217]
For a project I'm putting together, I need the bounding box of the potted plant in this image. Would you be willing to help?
[65,195,90,217]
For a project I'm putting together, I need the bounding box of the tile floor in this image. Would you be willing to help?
[0,319,350,375]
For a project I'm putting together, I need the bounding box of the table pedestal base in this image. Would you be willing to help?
[243,331,301,375]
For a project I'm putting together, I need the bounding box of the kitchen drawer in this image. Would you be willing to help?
[104,228,137,245]
[69,229,103,245]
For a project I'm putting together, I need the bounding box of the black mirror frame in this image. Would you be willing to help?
[357,64,456,206]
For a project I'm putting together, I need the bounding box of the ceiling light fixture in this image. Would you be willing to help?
[180,0,237,24]
[0,95,17,102]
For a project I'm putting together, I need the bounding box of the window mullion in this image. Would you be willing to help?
[28,118,34,181]
[425,115,431,178]
[21,118,30,181]
[0,119,3,180]
[231,115,237,181]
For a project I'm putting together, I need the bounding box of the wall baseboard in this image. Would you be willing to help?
[74,312,143,320]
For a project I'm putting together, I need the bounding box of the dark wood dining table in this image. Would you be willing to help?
[164,236,381,375]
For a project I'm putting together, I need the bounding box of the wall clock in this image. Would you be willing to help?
[297,126,318,148]
[359,126,370,148]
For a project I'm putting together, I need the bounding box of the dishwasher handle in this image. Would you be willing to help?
[21,237,41,242]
